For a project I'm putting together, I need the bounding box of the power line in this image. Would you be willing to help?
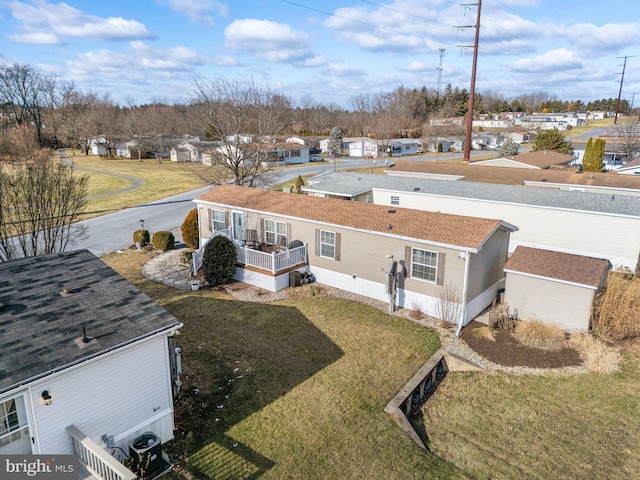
[614,55,635,124]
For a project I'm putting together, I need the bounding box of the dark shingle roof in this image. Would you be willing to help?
[504,246,609,288]
[0,250,181,394]
[197,185,514,251]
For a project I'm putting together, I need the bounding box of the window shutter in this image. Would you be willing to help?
[287,223,292,246]
[315,229,320,256]
[334,233,341,261]
[224,211,229,228]
[437,253,446,286]
[404,246,412,277]
[207,208,212,232]
[260,218,265,243]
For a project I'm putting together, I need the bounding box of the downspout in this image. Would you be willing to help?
[456,251,471,337]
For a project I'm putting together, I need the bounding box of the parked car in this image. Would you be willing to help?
[309,155,324,162]
[309,147,321,154]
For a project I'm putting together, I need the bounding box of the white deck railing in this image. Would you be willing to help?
[194,230,307,276]
[67,425,136,480]
[236,244,307,274]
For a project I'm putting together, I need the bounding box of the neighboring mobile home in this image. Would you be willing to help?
[194,185,516,328]
[504,246,609,331]
[0,250,183,479]
[301,172,640,271]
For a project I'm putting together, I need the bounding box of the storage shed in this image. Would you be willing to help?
[503,246,609,331]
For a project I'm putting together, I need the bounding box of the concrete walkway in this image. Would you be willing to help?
[142,248,194,290]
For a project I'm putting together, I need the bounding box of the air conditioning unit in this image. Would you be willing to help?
[129,432,163,477]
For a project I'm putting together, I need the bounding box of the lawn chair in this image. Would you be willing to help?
[244,229,259,249]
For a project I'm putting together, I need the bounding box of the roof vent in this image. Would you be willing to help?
[413,187,420,191]
[60,287,74,297]
[387,224,393,230]
[388,209,396,213]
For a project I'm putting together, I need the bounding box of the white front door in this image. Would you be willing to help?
[232,211,244,244]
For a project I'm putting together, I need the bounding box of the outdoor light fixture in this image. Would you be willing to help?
[139,219,145,230]
[41,390,52,406]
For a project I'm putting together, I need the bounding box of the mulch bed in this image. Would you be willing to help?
[459,321,582,369]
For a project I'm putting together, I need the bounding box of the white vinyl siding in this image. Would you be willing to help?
[264,219,287,245]
[29,335,174,455]
[211,209,226,232]
[411,248,437,282]
[320,230,336,259]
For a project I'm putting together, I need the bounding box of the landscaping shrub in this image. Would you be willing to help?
[514,319,565,350]
[488,302,517,331]
[473,326,496,342]
[294,175,305,193]
[569,332,621,374]
[181,208,199,250]
[591,271,640,341]
[152,231,175,251]
[133,229,150,246]
[202,235,237,286]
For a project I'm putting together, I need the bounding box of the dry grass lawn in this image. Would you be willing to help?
[103,251,640,480]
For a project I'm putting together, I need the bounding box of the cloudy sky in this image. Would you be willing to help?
[1,0,638,107]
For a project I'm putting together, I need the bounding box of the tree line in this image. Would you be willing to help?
[1,63,636,154]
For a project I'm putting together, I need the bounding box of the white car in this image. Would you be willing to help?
[309,155,324,162]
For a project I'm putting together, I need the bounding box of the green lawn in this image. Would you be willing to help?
[103,253,640,480]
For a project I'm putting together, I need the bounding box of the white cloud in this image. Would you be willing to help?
[325,62,365,77]
[225,19,315,64]
[160,0,228,26]
[511,49,584,73]
[6,1,154,44]
[562,23,640,56]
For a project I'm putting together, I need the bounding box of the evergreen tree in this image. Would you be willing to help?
[532,128,573,155]
[202,235,237,287]
[498,138,519,157]
[594,138,605,171]
[582,137,596,171]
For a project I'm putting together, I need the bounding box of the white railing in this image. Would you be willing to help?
[67,425,136,480]
[237,244,307,274]
[194,232,307,276]
[193,227,232,275]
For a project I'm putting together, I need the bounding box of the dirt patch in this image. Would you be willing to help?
[460,321,582,369]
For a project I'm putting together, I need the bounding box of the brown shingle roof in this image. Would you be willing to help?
[493,151,575,168]
[504,246,609,288]
[197,185,509,251]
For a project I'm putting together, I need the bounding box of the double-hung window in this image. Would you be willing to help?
[211,209,226,232]
[391,195,400,206]
[320,230,336,259]
[411,248,438,282]
[0,395,31,454]
[264,219,287,246]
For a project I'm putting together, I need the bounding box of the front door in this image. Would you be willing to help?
[232,211,244,245]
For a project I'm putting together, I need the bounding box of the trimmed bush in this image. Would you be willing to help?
[152,231,175,251]
[202,235,237,286]
[181,208,199,250]
[133,229,150,246]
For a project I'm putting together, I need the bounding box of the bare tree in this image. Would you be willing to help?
[0,64,55,147]
[58,89,101,155]
[0,153,88,261]
[193,78,292,186]
[611,118,640,163]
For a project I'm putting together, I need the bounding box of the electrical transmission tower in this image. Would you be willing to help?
[436,46,446,94]
[614,55,635,125]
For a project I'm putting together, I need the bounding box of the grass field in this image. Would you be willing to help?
[103,251,640,480]
[67,154,209,218]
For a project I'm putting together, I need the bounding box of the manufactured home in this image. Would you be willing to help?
[194,185,516,328]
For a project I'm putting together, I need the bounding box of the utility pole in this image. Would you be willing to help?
[614,55,635,125]
[459,0,482,162]
[436,46,446,95]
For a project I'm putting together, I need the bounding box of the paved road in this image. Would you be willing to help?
[66,185,214,257]
[66,150,499,257]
